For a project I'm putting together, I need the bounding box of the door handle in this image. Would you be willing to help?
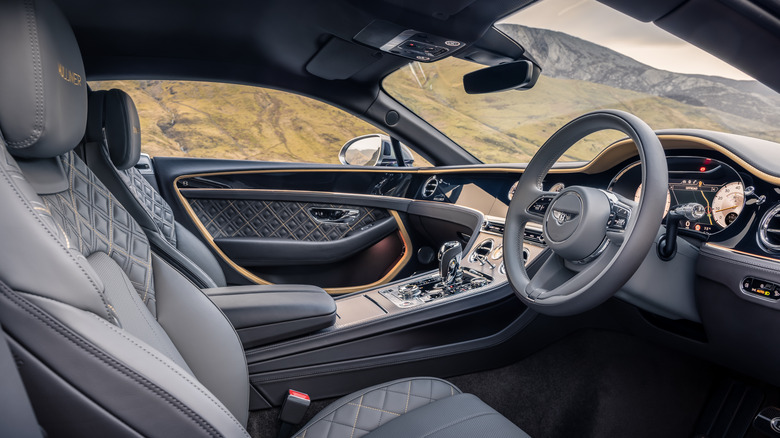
[307,207,360,224]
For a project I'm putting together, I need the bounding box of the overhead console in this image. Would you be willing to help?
[354,20,464,62]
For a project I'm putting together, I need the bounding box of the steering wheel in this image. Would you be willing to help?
[504,110,668,316]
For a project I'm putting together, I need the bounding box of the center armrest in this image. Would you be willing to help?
[204,285,337,349]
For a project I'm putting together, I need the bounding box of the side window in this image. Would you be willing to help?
[89,80,430,166]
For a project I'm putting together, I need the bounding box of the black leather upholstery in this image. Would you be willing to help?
[189,198,390,241]
[205,285,337,347]
[0,0,87,159]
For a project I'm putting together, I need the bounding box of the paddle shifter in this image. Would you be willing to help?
[438,241,463,285]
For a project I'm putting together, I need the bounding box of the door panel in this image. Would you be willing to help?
[178,192,412,291]
[213,217,398,266]
[188,199,390,243]
[153,157,422,292]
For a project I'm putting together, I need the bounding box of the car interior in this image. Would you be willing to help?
[1,0,780,437]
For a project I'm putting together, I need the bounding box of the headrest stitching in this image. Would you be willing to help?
[7,0,45,149]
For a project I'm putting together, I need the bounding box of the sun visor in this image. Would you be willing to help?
[379,0,477,20]
[306,37,382,80]
[456,26,537,67]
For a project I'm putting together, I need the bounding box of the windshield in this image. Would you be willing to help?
[383,0,780,164]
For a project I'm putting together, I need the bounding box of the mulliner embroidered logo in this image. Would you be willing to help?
[58,63,82,86]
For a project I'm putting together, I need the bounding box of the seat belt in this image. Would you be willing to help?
[0,315,44,437]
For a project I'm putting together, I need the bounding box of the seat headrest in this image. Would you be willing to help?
[87,89,141,170]
[0,0,87,159]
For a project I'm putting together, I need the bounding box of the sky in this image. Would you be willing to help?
[500,0,752,80]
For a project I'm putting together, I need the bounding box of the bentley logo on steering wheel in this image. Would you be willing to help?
[551,209,576,225]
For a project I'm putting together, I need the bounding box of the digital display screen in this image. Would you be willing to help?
[618,157,746,235]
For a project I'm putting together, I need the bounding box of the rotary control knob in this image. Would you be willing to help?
[399,284,421,300]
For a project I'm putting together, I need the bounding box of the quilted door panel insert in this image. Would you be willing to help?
[187,199,390,241]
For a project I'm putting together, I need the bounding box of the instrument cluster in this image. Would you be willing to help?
[609,156,746,234]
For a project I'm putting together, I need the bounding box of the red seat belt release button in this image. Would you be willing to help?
[279,389,311,425]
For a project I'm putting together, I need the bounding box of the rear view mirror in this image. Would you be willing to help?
[339,134,414,166]
[463,60,541,94]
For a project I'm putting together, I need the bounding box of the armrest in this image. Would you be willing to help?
[205,285,337,349]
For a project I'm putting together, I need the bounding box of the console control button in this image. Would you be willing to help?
[742,277,780,299]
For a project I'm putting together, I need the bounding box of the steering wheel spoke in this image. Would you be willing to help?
[523,253,572,300]
[504,110,668,316]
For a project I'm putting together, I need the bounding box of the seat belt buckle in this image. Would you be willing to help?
[277,389,311,438]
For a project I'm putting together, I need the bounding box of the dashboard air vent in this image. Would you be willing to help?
[422,176,439,198]
[469,239,494,263]
[759,203,780,252]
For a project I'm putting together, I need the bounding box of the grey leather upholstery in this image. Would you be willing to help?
[101,89,142,171]
[0,0,87,159]
[85,88,227,287]
[0,0,248,434]
[0,1,530,437]
[292,377,529,438]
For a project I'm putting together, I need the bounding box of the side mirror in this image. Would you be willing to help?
[339,134,415,166]
[463,60,541,94]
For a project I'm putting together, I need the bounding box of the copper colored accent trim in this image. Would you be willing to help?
[171,134,780,183]
[170,133,780,292]
[705,243,780,264]
[174,184,412,294]
[589,135,780,184]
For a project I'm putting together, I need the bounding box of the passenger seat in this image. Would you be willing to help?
[83,89,228,288]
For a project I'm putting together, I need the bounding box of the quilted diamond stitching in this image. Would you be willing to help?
[42,152,156,315]
[0,144,119,323]
[292,379,458,438]
[188,199,390,242]
[116,164,178,247]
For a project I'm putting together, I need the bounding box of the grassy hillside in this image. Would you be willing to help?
[92,58,779,165]
[90,80,380,164]
[383,58,780,163]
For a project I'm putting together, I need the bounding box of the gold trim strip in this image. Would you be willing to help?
[170,134,780,183]
[591,135,780,184]
[704,243,780,264]
[170,132,780,292]
[174,185,412,294]
[179,187,410,205]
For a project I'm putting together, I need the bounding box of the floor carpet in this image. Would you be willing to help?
[248,329,717,437]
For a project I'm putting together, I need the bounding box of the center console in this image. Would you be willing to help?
[204,284,337,349]
[242,217,549,408]
[334,218,546,324]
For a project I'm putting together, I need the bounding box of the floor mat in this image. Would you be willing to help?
[448,329,716,438]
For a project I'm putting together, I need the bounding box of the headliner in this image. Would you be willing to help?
[56,0,780,114]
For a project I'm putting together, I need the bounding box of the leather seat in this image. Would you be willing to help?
[0,0,530,436]
[82,89,228,289]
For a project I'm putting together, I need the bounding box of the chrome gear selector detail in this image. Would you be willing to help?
[438,241,463,285]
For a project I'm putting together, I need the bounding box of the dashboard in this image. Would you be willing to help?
[412,133,779,262]
[175,130,780,389]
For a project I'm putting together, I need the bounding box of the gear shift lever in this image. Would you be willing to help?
[438,241,463,286]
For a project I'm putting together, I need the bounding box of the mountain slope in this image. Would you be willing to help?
[498,24,780,128]
[92,25,780,164]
